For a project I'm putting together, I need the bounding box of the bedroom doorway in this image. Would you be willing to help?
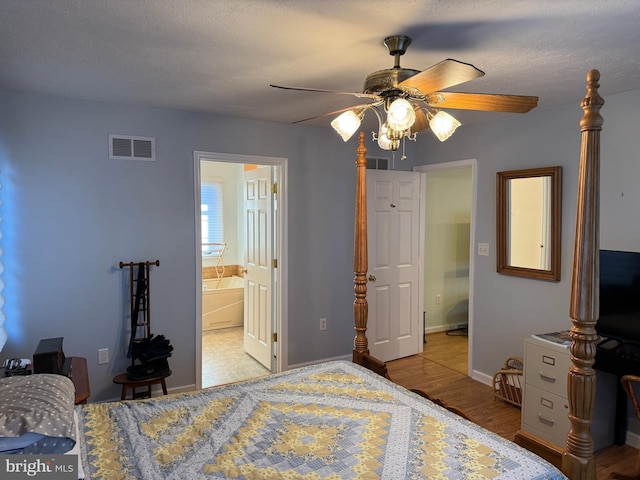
[194,151,288,390]
[414,160,476,377]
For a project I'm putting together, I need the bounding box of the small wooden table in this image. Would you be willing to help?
[68,357,90,405]
[113,371,171,400]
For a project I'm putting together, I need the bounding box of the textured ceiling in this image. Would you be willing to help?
[2,1,640,128]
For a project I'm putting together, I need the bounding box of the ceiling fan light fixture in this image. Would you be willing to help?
[377,134,396,151]
[331,110,363,141]
[428,110,461,142]
[273,34,538,156]
[386,98,416,131]
[376,123,399,151]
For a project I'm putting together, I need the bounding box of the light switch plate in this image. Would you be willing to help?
[478,243,490,256]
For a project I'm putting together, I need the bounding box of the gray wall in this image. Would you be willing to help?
[0,91,367,401]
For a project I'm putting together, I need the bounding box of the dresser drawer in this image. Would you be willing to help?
[522,384,570,447]
[524,341,571,397]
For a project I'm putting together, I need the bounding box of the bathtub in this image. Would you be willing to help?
[202,276,245,331]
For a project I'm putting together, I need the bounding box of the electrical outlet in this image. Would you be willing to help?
[319,318,327,331]
[478,243,490,256]
[97,348,109,365]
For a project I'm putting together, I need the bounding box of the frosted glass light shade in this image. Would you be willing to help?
[331,110,362,141]
[429,110,461,142]
[386,98,416,131]
[377,132,394,150]
[377,123,399,151]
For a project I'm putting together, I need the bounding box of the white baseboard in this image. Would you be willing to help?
[627,430,640,448]
[471,370,493,387]
[169,383,196,394]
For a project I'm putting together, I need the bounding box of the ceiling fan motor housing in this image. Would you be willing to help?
[363,68,421,95]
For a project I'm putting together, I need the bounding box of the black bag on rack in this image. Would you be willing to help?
[127,334,173,380]
[131,334,174,363]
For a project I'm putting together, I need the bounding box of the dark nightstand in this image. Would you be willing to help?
[68,356,90,404]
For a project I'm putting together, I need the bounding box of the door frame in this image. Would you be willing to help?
[413,159,477,377]
[193,151,288,390]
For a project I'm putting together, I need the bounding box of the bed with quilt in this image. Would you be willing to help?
[2,360,565,479]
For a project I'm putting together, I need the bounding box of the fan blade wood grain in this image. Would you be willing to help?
[399,59,485,94]
[270,84,379,99]
[432,92,538,112]
[412,105,430,132]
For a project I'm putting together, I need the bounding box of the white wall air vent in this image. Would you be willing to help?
[109,135,155,161]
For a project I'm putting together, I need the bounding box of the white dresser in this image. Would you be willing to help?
[521,335,616,450]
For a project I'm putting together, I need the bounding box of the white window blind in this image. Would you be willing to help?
[201,180,224,255]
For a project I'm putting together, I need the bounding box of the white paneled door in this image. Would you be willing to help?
[367,170,424,362]
[243,166,273,369]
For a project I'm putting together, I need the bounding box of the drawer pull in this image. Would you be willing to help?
[540,397,554,409]
[538,415,555,427]
[539,372,556,383]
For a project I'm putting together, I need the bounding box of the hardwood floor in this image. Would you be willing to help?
[422,330,468,375]
[388,335,637,479]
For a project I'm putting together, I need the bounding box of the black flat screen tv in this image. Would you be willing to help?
[597,249,640,344]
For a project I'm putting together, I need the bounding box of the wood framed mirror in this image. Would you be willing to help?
[496,166,562,281]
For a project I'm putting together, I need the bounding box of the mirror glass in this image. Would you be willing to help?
[497,166,562,281]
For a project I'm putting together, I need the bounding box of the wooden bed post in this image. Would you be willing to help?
[561,69,604,480]
[353,132,369,365]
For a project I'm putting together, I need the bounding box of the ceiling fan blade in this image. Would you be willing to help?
[412,105,430,133]
[270,84,379,99]
[399,59,485,94]
[432,91,539,113]
[291,103,377,124]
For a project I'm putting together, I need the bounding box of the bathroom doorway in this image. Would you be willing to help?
[414,160,476,377]
[193,151,288,390]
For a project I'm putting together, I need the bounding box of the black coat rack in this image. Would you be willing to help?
[119,260,160,363]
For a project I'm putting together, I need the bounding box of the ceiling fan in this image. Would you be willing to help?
[271,35,538,153]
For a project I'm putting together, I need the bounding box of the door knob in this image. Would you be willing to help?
[368,274,376,282]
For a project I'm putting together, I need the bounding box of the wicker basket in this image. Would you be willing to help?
[492,356,524,407]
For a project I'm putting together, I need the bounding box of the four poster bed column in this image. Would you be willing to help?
[561,70,604,480]
[352,132,370,365]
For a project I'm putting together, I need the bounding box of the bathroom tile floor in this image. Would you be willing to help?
[202,326,271,389]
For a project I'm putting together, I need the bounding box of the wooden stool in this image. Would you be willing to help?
[113,371,171,400]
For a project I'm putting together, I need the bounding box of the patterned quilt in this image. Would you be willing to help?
[76,361,565,479]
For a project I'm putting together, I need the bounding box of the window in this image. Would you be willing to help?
[201,180,224,256]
